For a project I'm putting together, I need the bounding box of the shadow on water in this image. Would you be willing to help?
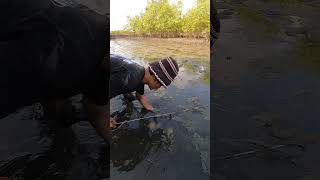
[111,102,173,172]
[110,99,209,180]
[110,38,210,179]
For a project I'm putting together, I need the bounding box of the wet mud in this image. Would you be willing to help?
[213,0,320,179]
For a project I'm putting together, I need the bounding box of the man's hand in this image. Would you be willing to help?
[83,96,110,143]
[143,103,154,112]
[136,93,154,112]
[110,117,117,129]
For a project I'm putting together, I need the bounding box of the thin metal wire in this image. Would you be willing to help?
[110,96,209,133]
[111,112,175,133]
[114,112,175,125]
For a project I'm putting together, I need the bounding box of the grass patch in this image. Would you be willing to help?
[297,37,320,62]
[296,37,320,72]
[202,70,210,84]
[270,0,303,6]
[237,4,280,34]
[111,30,134,36]
[269,0,320,10]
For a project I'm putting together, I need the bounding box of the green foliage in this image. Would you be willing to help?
[182,0,210,35]
[270,0,303,6]
[297,37,320,64]
[125,0,210,38]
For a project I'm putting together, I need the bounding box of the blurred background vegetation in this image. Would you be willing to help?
[111,0,210,39]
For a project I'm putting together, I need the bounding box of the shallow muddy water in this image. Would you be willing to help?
[0,37,210,179]
[213,0,320,179]
[110,38,210,180]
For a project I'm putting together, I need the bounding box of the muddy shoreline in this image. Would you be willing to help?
[111,35,210,45]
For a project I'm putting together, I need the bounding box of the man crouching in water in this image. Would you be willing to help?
[0,1,179,144]
[109,54,179,128]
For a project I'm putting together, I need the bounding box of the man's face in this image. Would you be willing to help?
[148,75,162,90]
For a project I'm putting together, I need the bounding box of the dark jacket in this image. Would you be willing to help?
[0,0,109,118]
[211,0,220,46]
[110,54,145,99]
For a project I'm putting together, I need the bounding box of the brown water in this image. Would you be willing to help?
[110,38,210,180]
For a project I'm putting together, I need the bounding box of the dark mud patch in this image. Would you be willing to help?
[0,95,108,179]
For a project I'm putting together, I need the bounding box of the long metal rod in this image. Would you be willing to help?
[114,112,175,125]
[112,104,206,131]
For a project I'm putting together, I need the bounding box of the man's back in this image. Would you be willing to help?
[0,0,108,118]
[110,55,145,99]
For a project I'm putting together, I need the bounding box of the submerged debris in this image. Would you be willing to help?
[214,142,304,162]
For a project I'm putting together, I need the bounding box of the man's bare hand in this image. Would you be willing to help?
[142,103,154,112]
[110,117,117,129]
[84,97,110,143]
[136,93,154,112]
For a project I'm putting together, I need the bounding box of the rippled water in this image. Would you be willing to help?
[110,38,210,180]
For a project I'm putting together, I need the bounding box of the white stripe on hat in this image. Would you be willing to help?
[159,60,174,82]
[166,57,178,76]
[148,65,168,88]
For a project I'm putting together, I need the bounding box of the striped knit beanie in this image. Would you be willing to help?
[148,57,179,88]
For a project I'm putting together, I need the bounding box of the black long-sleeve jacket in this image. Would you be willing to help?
[211,0,220,46]
[0,0,109,118]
